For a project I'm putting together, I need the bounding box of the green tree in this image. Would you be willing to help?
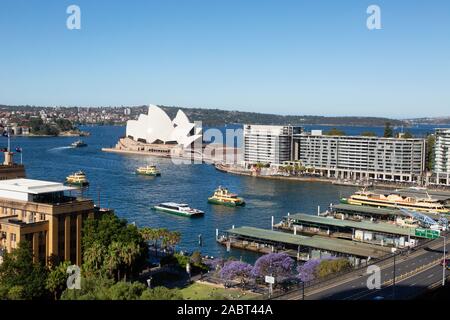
[105,241,124,280]
[361,131,377,137]
[384,122,394,137]
[60,272,182,300]
[108,281,147,300]
[6,285,25,300]
[426,134,436,172]
[82,212,148,279]
[120,242,141,281]
[46,261,71,300]
[83,241,107,274]
[190,251,203,266]
[140,286,183,300]
[315,258,351,278]
[402,131,413,138]
[324,128,346,136]
[0,241,48,300]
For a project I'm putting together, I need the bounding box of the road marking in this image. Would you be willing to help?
[409,283,417,287]
[293,240,447,300]
[427,274,434,279]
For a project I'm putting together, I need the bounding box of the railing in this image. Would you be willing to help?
[270,234,443,299]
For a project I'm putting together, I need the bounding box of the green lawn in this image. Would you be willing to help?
[179,282,261,300]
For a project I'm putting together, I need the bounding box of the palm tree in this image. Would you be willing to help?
[83,241,105,272]
[106,241,123,280]
[140,227,158,255]
[120,242,140,281]
[169,231,181,254]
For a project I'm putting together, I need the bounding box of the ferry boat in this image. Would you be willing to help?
[152,203,204,217]
[65,171,89,187]
[136,165,161,176]
[208,186,245,207]
[71,140,87,148]
[341,190,450,214]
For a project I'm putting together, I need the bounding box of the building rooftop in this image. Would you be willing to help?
[332,203,409,217]
[226,226,392,259]
[0,178,76,195]
[287,213,423,237]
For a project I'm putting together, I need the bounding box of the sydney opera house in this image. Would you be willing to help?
[126,104,202,147]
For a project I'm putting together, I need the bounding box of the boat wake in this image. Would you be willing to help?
[48,146,72,152]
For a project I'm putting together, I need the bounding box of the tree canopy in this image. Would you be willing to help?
[0,241,48,300]
[384,122,394,137]
[82,212,148,280]
[324,128,346,136]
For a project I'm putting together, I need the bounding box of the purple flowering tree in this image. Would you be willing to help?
[204,258,226,272]
[251,253,295,282]
[296,259,321,282]
[296,257,336,283]
[219,261,253,288]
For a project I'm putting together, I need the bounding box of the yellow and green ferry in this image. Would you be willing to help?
[208,186,245,207]
[341,190,450,215]
[136,165,161,176]
[65,171,89,187]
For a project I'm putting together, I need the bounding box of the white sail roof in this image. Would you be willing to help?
[126,104,202,146]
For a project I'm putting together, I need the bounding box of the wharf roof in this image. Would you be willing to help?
[332,203,441,221]
[287,213,423,237]
[332,203,408,217]
[226,227,392,258]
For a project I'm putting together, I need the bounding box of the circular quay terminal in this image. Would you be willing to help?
[0,0,449,319]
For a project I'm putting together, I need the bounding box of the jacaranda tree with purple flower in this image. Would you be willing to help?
[297,257,342,283]
[296,259,322,282]
[204,258,226,272]
[251,253,294,282]
[219,260,253,288]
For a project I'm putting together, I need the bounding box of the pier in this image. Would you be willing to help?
[217,226,392,264]
[277,213,427,249]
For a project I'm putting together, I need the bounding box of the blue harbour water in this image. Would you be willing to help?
[6,124,449,263]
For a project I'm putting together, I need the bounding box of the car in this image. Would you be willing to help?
[440,259,450,270]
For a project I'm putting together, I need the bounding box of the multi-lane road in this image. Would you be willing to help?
[278,234,448,300]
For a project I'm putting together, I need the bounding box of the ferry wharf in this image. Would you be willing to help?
[217,226,393,265]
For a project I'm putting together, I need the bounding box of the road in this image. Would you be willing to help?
[278,235,448,300]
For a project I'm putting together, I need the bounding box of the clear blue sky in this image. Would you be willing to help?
[0,0,449,118]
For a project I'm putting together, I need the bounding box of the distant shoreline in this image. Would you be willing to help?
[12,131,90,138]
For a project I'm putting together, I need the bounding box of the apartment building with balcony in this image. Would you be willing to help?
[433,128,450,185]
[243,124,302,165]
[293,130,426,183]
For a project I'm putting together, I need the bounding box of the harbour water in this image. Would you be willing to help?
[7,124,448,262]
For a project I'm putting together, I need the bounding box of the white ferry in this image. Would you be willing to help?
[152,202,204,217]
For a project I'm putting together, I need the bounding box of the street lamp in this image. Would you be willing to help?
[392,252,396,300]
[186,262,191,282]
[300,280,305,300]
[441,235,447,287]
[146,276,152,289]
